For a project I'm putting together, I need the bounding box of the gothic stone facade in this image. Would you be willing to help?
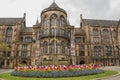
[0,2,120,68]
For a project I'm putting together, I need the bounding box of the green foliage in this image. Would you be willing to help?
[18,64,24,67]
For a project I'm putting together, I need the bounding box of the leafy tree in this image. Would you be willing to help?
[0,34,11,58]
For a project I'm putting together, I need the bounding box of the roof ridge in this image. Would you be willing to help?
[83,18,118,22]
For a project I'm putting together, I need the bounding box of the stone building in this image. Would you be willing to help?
[0,2,120,68]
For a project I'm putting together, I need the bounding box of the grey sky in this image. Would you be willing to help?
[0,0,120,27]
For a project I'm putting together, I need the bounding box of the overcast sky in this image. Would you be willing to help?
[0,0,120,27]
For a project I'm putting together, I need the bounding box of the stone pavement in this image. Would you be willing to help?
[96,66,120,80]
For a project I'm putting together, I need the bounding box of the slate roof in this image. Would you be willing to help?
[75,28,85,36]
[42,2,66,14]
[83,19,118,27]
[0,18,23,25]
[22,27,33,33]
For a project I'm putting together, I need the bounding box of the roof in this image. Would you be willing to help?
[42,2,66,14]
[75,28,85,36]
[22,27,33,33]
[0,18,23,25]
[83,19,118,27]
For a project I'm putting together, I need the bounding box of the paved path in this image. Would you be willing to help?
[97,66,120,80]
[0,69,14,74]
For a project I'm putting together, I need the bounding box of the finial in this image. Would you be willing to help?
[36,18,39,25]
[53,0,55,3]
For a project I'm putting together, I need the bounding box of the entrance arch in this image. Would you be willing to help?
[79,60,85,65]
[21,60,27,65]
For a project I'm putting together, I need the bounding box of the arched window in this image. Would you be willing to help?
[36,31,40,40]
[60,16,65,27]
[103,29,109,42]
[44,29,48,36]
[61,41,65,54]
[79,45,84,56]
[43,41,48,54]
[75,37,81,43]
[6,27,13,43]
[51,41,56,54]
[68,31,71,38]
[94,46,97,56]
[51,28,56,36]
[25,37,32,42]
[51,14,57,26]
[105,46,112,56]
[93,29,98,36]
[22,44,27,57]
[116,46,119,56]
[93,29,99,43]
[103,29,108,36]
[60,29,65,36]
[113,30,117,41]
[79,45,84,51]
[94,37,99,43]
[44,17,48,27]
[94,46,101,56]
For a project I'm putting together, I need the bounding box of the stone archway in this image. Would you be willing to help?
[21,60,27,65]
[79,60,85,65]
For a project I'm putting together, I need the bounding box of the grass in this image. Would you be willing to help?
[0,70,118,80]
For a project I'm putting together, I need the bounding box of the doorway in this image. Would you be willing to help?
[79,60,85,65]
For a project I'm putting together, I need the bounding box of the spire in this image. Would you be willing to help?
[49,1,59,8]
[67,18,70,25]
[36,19,39,25]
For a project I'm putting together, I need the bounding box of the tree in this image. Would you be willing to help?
[0,33,11,59]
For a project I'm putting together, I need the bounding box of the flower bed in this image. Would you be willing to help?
[11,64,104,78]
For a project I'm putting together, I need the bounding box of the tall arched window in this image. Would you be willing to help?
[22,44,27,57]
[51,14,57,26]
[103,29,109,42]
[51,28,56,36]
[6,27,13,43]
[105,46,112,56]
[79,45,84,56]
[36,31,40,40]
[51,41,56,54]
[43,41,48,54]
[44,17,48,27]
[44,29,48,36]
[93,29,98,36]
[68,31,71,38]
[94,46,101,56]
[113,30,117,41]
[103,29,108,36]
[61,41,65,54]
[60,16,65,27]
[93,29,99,43]
[116,46,119,56]
[94,46,97,56]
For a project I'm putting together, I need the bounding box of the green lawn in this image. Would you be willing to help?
[0,70,118,80]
